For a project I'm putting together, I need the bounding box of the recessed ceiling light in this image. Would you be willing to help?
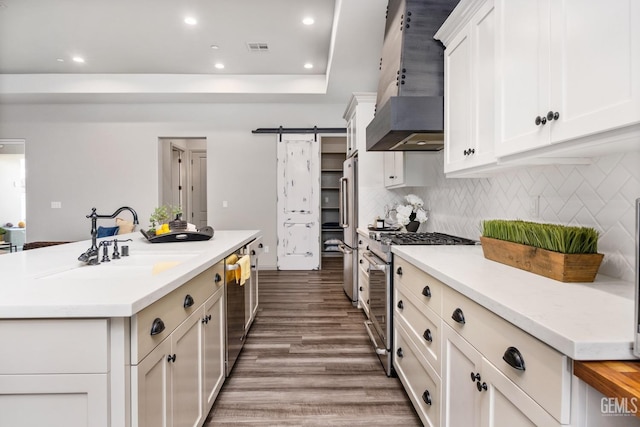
[184,17,197,25]
[210,44,219,50]
[302,17,314,25]
[304,63,313,69]
[416,141,427,145]
[214,63,225,69]
[72,56,85,63]
[56,58,65,62]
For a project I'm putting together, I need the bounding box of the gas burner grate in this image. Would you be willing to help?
[380,232,477,246]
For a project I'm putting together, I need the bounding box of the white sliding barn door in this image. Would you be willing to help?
[276,134,320,270]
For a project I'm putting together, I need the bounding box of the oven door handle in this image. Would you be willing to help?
[337,243,353,255]
[363,251,388,271]
[364,321,388,355]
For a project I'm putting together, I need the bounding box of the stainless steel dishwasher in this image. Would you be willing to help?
[224,249,247,376]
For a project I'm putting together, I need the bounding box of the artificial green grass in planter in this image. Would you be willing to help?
[481,219,599,254]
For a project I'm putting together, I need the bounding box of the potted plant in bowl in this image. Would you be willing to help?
[480,219,603,282]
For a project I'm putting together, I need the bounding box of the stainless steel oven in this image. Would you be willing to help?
[364,231,477,377]
[362,249,393,376]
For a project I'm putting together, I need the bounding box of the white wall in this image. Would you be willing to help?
[0,153,24,226]
[0,102,347,267]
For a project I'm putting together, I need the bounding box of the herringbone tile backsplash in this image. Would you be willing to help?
[361,151,640,282]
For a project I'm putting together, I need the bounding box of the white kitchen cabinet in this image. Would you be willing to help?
[442,322,484,427]
[441,323,561,427]
[245,237,262,331]
[383,152,436,188]
[0,319,109,427]
[203,292,225,410]
[132,261,225,427]
[357,236,370,316]
[495,0,640,157]
[394,319,441,427]
[343,92,376,158]
[437,0,497,176]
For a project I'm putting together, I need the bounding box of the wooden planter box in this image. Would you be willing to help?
[480,237,604,283]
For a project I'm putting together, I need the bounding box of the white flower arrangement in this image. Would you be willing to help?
[396,194,430,226]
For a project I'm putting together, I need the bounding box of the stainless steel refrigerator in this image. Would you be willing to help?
[339,155,358,305]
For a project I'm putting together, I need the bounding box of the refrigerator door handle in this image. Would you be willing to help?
[339,177,348,228]
[337,243,353,255]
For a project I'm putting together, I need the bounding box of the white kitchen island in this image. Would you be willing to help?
[390,244,640,427]
[0,229,260,427]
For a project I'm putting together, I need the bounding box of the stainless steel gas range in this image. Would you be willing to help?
[363,231,477,377]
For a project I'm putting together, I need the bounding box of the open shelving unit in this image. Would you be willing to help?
[320,136,346,257]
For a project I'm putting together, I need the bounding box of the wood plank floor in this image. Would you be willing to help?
[205,257,421,426]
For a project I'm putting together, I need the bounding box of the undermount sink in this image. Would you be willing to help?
[38,253,199,280]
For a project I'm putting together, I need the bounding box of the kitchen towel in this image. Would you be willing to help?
[226,254,238,283]
[235,255,251,286]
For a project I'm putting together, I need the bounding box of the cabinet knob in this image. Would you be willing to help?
[477,381,488,392]
[423,329,433,343]
[214,273,222,283]
[359,286,363,291]
[422,285,431,298]
[463,148,475,156]
[167,354,176,363]
[451,308,466,324]
[396,347,404,358]
[396,266,403,276]
[535,115,547,126]
[251,249,256,255]
[359,259,364,264]
[183,294,194,308]
[389,175,396,179]
[470,372,481,382]
[397,300,404,310]
[150,318,166,336]
[502,346,526,371]
[547,111,560,121]
[422,389,432,406]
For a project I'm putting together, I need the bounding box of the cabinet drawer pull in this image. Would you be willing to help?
[214,273,222,283]
[150,318,165,336]
[422,389,432,406]
[423,329,432,343]
[477,381,488,392]
[422,285,431,298]
[359,286,363,291]
[183,294,194,308]
[251,249,256,255]
[503,346,526,371]
[167,354,176,363]
[451,308,465,324]
[396,347,404,358]
[396,266,403,276]
[397,300,404,310]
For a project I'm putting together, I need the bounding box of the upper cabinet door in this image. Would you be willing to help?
[495,0,551,156]
[549,0,640,144]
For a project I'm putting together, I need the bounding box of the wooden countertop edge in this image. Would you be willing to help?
[574,360,640,418]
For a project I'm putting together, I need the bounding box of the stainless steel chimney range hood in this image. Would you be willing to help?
[366,0,458,152]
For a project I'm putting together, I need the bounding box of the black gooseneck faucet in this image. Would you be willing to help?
[78,206,139,265]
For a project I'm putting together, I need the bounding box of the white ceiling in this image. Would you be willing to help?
[0,0,388,103]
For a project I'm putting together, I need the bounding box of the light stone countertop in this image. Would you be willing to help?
[391,244,637,361]
[0,229,260,318]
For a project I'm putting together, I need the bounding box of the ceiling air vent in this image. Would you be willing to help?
[246,42,269,52]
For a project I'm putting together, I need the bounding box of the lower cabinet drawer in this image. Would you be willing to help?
[395,282,441,373]
[132,262,223,363]
[442,286,571,423]
[394,320,441,427]
[394,256,443,316]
